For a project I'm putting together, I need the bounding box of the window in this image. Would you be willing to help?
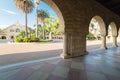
[16,28,20,32]
[10,29,14,32]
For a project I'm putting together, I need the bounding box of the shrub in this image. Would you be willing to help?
[23,38,31,42]
[15,37,40,42]
[31,37,39,42]
[97,37,101,40]
[86,33,96,40]
[16,38,23,42]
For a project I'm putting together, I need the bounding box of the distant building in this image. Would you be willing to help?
[0,22,25,40]
[89,23,101,39]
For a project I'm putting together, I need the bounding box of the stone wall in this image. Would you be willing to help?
[1,0,119,58]
[44,0,120,58]
[0,22,25,40]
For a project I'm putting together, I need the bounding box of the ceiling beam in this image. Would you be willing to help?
[111,4,120,10]
[96,0,120,16]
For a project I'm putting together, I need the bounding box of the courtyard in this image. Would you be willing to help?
[1,0,120,80]
[0,41,120,80]
[0,39,120,66]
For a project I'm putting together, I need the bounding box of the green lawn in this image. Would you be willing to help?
[39,39,53,42]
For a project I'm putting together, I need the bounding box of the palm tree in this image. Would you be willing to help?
[35,0,41,38]
[14,0,34,38]
[38,9,49,39]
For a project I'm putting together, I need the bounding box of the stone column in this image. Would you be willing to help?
[60,32,70,59]
[112,36,118,47]
[101,36,107,49]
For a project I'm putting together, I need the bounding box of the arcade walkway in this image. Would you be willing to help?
[0,47,120,80]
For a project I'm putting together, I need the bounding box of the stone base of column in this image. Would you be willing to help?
[60,53,70,59]
[112,36,118,47]
[70,51,88,58]
[100,46,107,50]
[60,51,88,59]
[113,45,118,47]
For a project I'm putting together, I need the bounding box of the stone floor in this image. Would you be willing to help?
[0,47,120,80]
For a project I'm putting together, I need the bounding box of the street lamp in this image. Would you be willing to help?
[35,0,41,38]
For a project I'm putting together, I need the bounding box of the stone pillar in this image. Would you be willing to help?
[60,31,87,59]
[112,36,118,47]
[60,32,70,59]
[101,36,107,49]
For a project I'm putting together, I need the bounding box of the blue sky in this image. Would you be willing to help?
[0,0,58,29]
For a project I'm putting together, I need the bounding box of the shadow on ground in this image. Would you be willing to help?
[0,42,120,66]
[0,49,62,66]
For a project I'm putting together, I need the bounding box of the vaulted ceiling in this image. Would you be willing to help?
[96,0,120,16]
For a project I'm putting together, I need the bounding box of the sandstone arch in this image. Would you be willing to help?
[109,22,118,47]
[89,15,107,49]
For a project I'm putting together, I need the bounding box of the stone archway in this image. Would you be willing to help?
[42,0,88,58]
[2,36,6,39]
[109,22,118,47]
[41,0,67,58]
[43,0,65,32]
[88,15,107,49]
[11,36,14,39]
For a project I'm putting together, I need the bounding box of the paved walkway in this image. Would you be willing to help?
[0,40,117,55]
[0,42,63,55]
[0,42,63,66]
[0,47,120,80]
[0,40,120,66]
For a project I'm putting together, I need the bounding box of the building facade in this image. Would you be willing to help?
[0,22,25,40]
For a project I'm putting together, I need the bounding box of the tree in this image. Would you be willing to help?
[14,0,34,38]
[18,31,25,38]
[38,9,49,39]
[34,24,42,37]
[86,32,96,40]
[27,27,34,38]
[44,16,60,37]
[34,0,41,38]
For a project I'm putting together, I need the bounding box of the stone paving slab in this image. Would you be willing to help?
[0,41,120,66]
[0,47,120,80]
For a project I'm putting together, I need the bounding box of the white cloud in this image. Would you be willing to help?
[0,25,9,29]
[0,9,17,15]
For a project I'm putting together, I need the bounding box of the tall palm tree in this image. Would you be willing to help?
[14,0,34,38]
[38,9,49,39]
[35,0,40,38]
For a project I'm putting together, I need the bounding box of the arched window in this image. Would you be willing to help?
[11,36,14,39]
[16,28,20,32]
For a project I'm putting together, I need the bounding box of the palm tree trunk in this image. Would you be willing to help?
[25,12,28,38]
[43,22,45,40]
[36,4,38,38]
